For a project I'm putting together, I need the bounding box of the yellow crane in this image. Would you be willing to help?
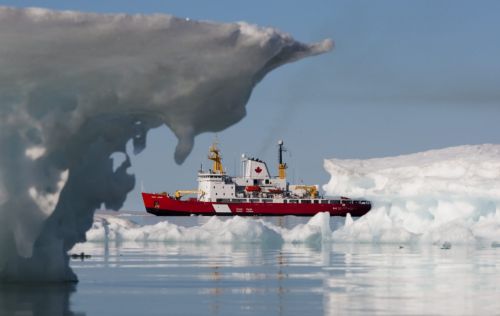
[208,141,224,174]
[294,185,319,198]
[174,190,205,200]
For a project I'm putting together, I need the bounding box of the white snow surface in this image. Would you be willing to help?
[324,144,500,245]
[83,212,332,246]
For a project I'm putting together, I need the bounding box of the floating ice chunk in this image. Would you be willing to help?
[251,212,333,244]
[325,145,500,245]
[332,205,418,243]
[81,212,338,247]
[344,213,354,227]
[471,212,500,242]
[85,215,284,246]
[421,221,475,245]
[279,212,331,244]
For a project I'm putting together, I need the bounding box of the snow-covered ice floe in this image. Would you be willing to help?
[83,212,332,246]
[325,144,500,246]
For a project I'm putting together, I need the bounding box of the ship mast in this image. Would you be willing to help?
[208,140,224,174]
[278,140,287,179]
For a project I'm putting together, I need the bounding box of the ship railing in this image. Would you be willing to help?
[213,197,370,205]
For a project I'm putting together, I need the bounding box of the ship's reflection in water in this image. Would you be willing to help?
[0,283,83,316]
[69,240,500,315]
[2,215,500,315]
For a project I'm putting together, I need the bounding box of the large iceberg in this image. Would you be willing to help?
[324,144,500,245]
[0,6,331,282]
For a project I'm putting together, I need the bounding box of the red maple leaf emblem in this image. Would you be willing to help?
[254,166,262,173]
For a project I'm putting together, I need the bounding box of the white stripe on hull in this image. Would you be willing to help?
[213,204,232,213]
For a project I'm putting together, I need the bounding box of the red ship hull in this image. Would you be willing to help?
[142,193,371,217]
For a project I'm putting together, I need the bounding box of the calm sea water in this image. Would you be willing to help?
[1,215,500,315]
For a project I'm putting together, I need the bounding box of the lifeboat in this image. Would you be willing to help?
[245,185,261,192]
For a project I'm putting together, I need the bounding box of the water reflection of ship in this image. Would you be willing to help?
[209,265,222,315]
[207,254,289,316]
[277,250,287,316]
[205,242,291,315]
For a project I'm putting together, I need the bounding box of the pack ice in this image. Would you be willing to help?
[83,212,332,246]
[325,144,500,245]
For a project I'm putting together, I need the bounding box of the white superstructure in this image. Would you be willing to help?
[193,141,318,202]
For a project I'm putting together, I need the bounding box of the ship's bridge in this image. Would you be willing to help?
[197,172,235,202]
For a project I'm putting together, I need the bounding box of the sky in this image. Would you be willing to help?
[3,0,500,211]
